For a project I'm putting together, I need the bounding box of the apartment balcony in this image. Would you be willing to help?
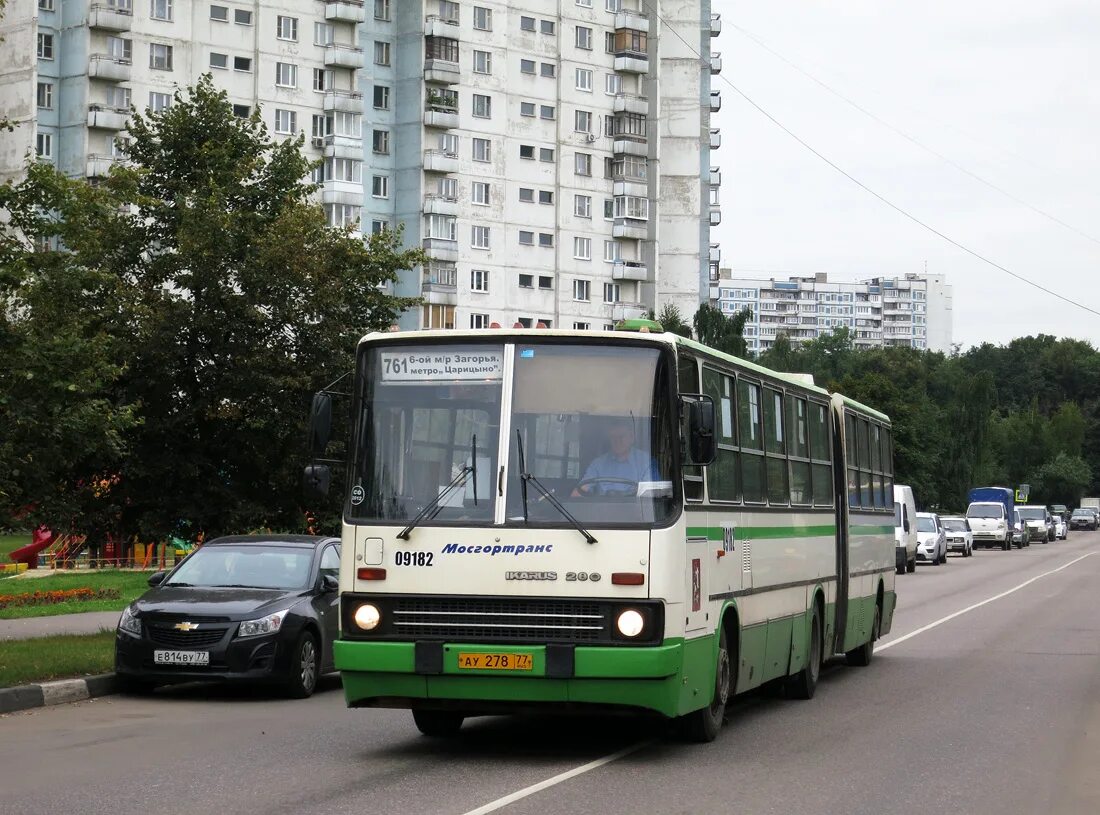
[423,193,459,216]
[612,218,649,240]
[87,54,132,82]
[85,154,118,178]
[614,52,650,74]
[322,133,362,159]
[709,243,721,264]
[423,149,458,173]
[321,180,362,206]
[613,179,648,198]
[88,4,133,31]
[709,208,721,226]
[710,90,722,112]
[710,13,722,36]
[614,10,649,33]
[710,52,722,74]
[424,58,460,85]
[613,93,649,115]
[710,128,721,149]
[423,105,459,129]
[325,0,365,23]
[424,14,460,37]
[612,137,648,158]
[323,90,362,113]
[324,44,364,70]
[612,302,647,322]
[421,237,459,263]
[710,166,721,186]
[612,260,649,282]
[422,264,458,305]
[86,104,128,130]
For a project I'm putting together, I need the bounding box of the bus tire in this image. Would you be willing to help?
[846,603,880,667]
[785,605,821,700]
[680,626,731,743]
[412,710,464,737]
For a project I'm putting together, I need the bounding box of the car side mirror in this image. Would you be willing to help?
[682,395,717,465]
[148,571,166,587]
[307,391,333,457]
[903,518,910,533]
[304,464,332,500]
[321,574,339,593]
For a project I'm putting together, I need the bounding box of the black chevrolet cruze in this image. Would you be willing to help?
[115,535,340,697]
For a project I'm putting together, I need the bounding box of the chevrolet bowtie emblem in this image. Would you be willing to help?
[173,622,200,631]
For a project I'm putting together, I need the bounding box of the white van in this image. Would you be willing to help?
[894,484,918,574]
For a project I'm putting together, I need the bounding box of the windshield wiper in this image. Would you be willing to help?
[515,429,597,545]
[397,435,478,540]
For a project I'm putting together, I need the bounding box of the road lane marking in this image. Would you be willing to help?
[879,551,1096,652]
[459,741,652,815]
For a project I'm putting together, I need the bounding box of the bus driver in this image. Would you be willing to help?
[572,419,659,496]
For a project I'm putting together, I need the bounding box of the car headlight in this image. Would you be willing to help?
[237,608,290,638]
[616,609,645,638]
[118,605,141,637]
[353,603,381,631]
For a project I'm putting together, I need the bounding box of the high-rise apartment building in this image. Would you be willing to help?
[1,0,721,330]
[712,271,954,354]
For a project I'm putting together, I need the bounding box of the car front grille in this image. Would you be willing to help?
[147,625,228,648]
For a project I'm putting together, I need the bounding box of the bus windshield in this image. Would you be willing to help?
[349,340,678,528]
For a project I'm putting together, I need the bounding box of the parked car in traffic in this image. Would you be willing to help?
[894,484,918,574]
[966,499,1012,550]
[916,512,948,565]
[939,516,973,557]
[1011,509,1030,548]
[1070,507,1098,531]
[115,534,341,697]
[1017,505,1055,543]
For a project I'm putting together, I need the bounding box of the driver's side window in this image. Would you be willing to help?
[319,545,340,580]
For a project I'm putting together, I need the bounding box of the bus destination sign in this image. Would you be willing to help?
[380,348,505,382]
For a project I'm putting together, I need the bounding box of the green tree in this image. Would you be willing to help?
[1048,401,1085,456]
[1032,453,1092,506]
[655,303,692,338]
[693,303,752,357]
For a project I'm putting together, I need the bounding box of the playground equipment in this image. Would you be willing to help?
[7,526,57,569]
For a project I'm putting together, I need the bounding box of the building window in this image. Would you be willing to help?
[540,105,555,120]
[210,5,227,21]
[276,15,298,40]
[473,6,492,30]
[604,239,621,261]
[575,153,592,176]
[439,133,459,155]
[326,204,360,228]
[423,304,455,330]
[371,175,389,198]
[107,86,131,109]
[426,214,457,240]
[538,190,553,205]
[472,94,492,118]
[37,33,54,59]
[519,188,534,203]
[574,194,591,218]
[576,68,593,92]
[371,220,388,234]
[575,110,592,133]
[519,145,534,160]
[605,31,615,53]
[232,104,250,118]
[520,59,535,74]
[540,19,555,34]
[471,181,490,205]
[472,225,491,249]
[373,85,390,109]
[573,321,590,330]
[314,22,334,45]
[150,0,172,21]
[148,92,172,112]
[574,237,592,260]
[520,15,535,31]
[374,0,390,21]
[438,176,458,199]
[519,230,534,246]
[372,129,389,154]
[209,52,228,69]
[606,0,622,10]
[472,137,491,162]
[471,269,489,292]
[519,274,534,288]
[38,0,54,9]
[36,82,53,109]
[539,276,553,289]
[520,102,535,117]
[575,26,592,49]
[275,62,297,88]
[603,198,614,219]
[473,50,491,74]
[273,109,297,134]
[233,56,252,72]
[313,68,334,91]
[538,233,554,248]
[470,313,491,329]
[149,44,173,70]
[603,282,620,303]
[374,41,391,66]
[605,73,622,94]
[540,62,555,78]
[539,147,555,162]
[426,35,459,62]
[234,8,251,25]
[573,280,590,302]
[577,0,592,7]
[35,132,52,158]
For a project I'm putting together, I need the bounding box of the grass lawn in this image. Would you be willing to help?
[1,534,31,560]
[0,571,155,619]
[0,630,116,687]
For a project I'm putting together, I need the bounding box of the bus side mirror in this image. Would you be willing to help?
[304,464,331,500]
[686,397,717,465]
[307,392,333,457]
[903,518,910,533]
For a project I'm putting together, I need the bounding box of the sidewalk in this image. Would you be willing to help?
[0,611,121,641]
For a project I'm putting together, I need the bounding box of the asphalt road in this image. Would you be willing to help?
[2,532,1098,815]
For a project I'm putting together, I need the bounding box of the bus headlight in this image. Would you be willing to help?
[353,603,381,631]
[616,609,645,638]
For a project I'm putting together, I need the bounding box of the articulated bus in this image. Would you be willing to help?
[313,326,896,741]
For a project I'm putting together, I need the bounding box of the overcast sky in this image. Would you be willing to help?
[712,0,1100,349]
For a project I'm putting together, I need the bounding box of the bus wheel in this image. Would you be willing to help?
[785,606,821,700]
[680,626,731,743]
[412,710,465,737]
[846,603,880,667]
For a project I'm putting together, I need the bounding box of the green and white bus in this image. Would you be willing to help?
[311,326,896,741]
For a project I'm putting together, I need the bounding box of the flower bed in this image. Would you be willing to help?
[0,587,122,610]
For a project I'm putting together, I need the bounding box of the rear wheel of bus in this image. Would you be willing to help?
[413,710,465,737]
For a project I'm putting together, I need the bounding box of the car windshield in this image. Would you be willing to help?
[1018,507,1045,520]
[942,519,967,531]
[966,503,1002,519]
[1072,509,1092,516]
[164,545,313,590]
[917,516,936,532]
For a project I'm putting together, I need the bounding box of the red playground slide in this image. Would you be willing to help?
[8,526,55,569]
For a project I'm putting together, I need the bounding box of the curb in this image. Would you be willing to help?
[0,673,117,714]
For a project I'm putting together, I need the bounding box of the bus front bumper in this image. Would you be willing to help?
[333,639,693,719]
